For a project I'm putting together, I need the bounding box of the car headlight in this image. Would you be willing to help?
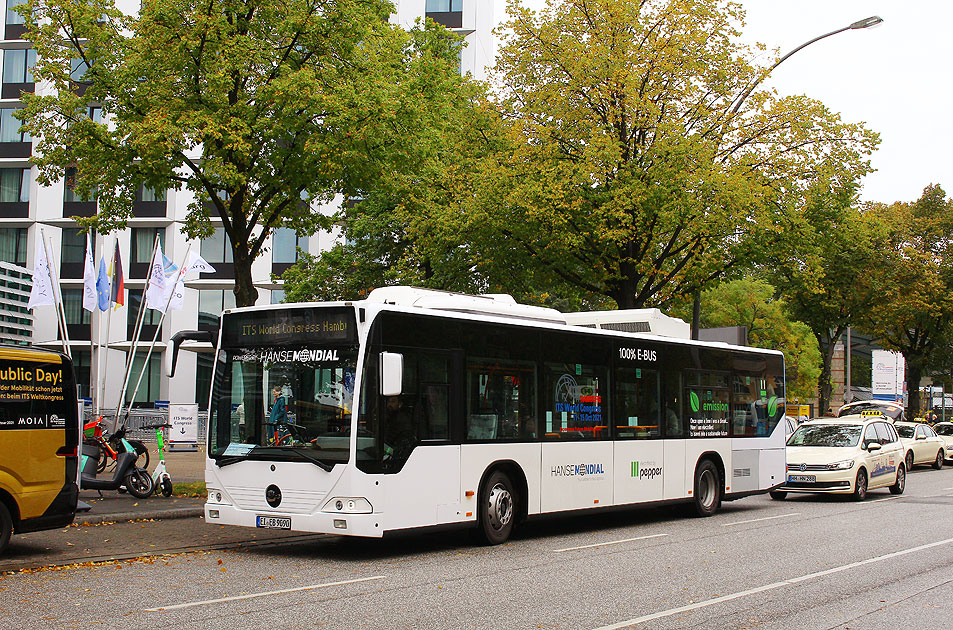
[828,459,855,470]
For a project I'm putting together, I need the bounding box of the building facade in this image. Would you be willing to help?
[0,0,495,409]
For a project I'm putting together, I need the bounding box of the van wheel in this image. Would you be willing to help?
[890,464,905,495]
[853,469,868,501]
[692,460,721,516]
[475,471,516,545]
[769,491,787,500]
[0,502,12,555]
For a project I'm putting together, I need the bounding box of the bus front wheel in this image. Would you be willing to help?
[475,471,516,545]
[692,460,721,517]
[0,501,12,555]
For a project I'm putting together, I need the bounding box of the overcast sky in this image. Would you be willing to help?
[499,0,953,204]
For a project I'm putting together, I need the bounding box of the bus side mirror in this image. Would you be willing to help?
[166,330,216,377]
[380,352,403,396]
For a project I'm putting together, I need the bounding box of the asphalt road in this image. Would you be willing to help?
[3,465,953,629]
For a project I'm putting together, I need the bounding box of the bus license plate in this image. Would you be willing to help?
[787,474,815,483]
[256,515,291,530]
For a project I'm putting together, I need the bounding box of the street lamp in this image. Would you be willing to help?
[689,15,884,340]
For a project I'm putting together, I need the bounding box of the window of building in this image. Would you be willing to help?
[196,353,213,411]
[60,227,86,264]
[198,289,234,329]
[69,58,88,82]
[2,48,35,83]
[272,228,307,264]
[73,349,90,399]
[5,0,25,25]
[62,288,91,325]
[0,227,26,265]
[0,108,29,143]
[200,228,233,264]
[426,0,461,11]
[64,167,96,202]
[127,291,162,327]
[270,289,285,304]
[141,185,166,202]
[130,227,165,264]
[125,351,160,406]
[0,167,28,202]
[88,106,102,124]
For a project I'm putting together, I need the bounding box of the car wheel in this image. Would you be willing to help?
[0,501,12,555]
[905,451,914,471]
[769,491,787,500]
[852,469,868,501]
[692,460,721,517]
[933,451,944,470]
[889,464,905,495]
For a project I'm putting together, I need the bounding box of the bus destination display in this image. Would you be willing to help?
[222,308,357,347]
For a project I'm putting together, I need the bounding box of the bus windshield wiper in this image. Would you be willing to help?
[255,446,334,472]
[215,455,248,467]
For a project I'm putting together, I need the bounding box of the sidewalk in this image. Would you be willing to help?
[76,446,208,525]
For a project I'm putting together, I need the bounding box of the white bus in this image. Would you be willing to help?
[191,287,786,544]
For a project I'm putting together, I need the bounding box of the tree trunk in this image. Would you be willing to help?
[905,358,923,420]
[816,328,844,417]
[231,244,259,308]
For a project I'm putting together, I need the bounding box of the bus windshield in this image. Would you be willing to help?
[208,307,359,468]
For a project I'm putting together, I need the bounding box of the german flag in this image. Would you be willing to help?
[110,239,125,307]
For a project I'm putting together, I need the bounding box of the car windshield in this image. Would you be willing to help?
[935,424,953,436]
[895,425,916,439]
[788,424,862,447]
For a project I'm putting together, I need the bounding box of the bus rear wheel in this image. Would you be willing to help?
[475,471,516,545]
[0,502,12,555]
[692,460,721,517]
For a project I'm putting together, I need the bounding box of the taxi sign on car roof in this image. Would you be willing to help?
[860,410,885,417]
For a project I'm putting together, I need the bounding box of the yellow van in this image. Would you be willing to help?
[0,346,79,554]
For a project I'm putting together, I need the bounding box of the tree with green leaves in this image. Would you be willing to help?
[769,178,890,416]
[460,0,878,311]
[865,185,953,418]
[691,278,821,402]
[21,0,478,306]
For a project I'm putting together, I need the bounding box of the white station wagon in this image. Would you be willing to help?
[894,421,945,470]
[772,414,905,501]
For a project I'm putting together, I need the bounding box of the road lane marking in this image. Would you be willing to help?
[590,536,953,630]
[144,575,386,612]
[553,533,669,553]
[721,513,800,527]
[868,496,903,503]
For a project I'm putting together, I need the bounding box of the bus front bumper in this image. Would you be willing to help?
[205,502,384,538]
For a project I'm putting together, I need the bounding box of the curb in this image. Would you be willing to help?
[74,507,205,526]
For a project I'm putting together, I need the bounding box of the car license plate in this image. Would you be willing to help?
[787,474,816,483]
[256,515,291,530]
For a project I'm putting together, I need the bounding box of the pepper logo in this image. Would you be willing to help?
[690,391,700,413]
[768,396,778,417]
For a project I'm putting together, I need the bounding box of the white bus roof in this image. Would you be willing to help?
[364,286,567,324]
[563,308,691,339]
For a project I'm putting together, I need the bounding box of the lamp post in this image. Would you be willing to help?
[690,15,883,340]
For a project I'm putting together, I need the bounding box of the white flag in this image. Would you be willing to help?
[82,233,97,312]
[27,241,55,309]
[168,277,186,311]
[186,251,216,274]
[145,244,166,311]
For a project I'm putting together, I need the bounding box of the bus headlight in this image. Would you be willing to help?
[207,488,226,503]
[322,497,372,514]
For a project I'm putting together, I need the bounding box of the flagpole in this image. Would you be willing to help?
[87,233,98,414]
[99,236,117,420]
[112,233,158,430]
[41,228,72,360]
[123,244,192,424]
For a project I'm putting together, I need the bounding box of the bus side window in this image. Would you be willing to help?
[614,367,660,439]
[465,358,536,441]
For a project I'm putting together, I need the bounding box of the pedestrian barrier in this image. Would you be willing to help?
[81,408,208,444]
